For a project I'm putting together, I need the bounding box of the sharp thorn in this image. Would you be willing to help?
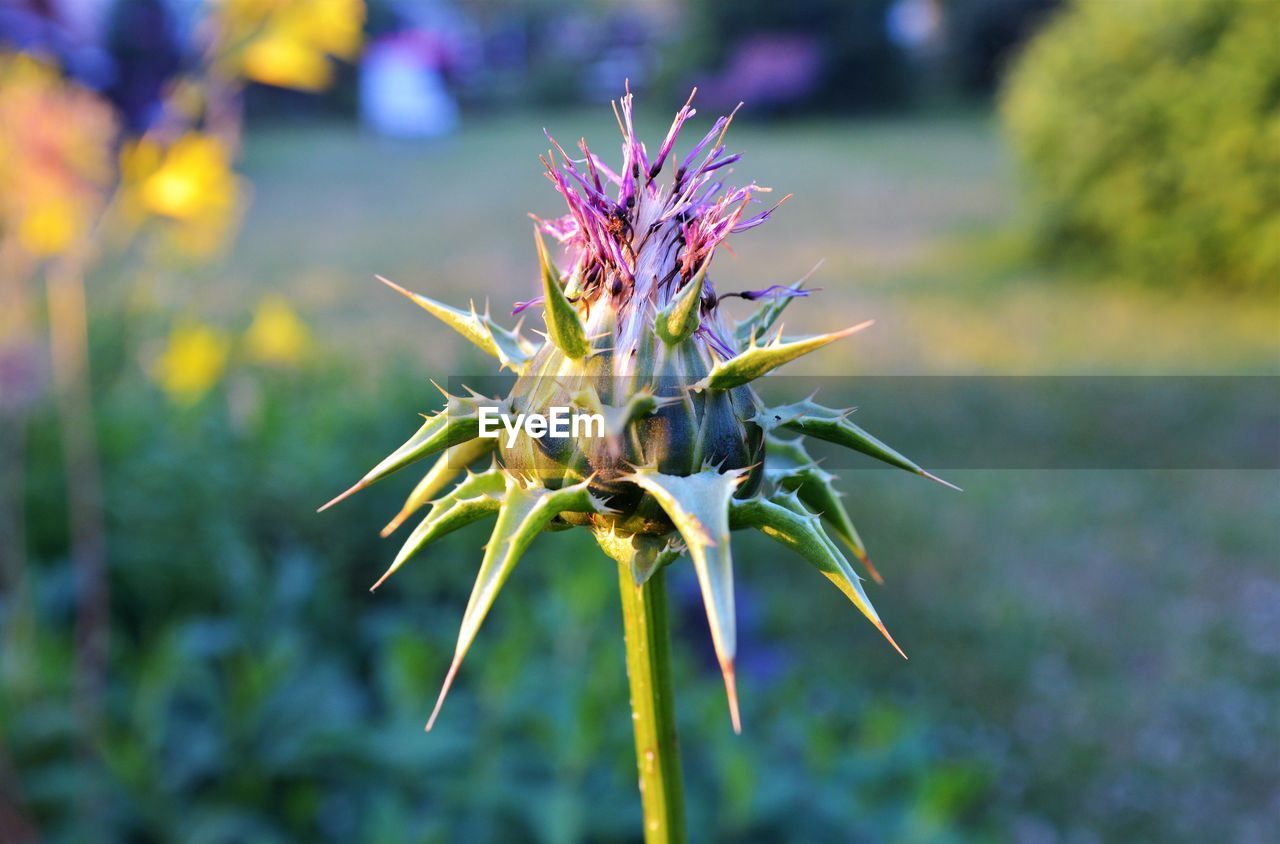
[369,561,399,593]
[849,543,885,585]
[861,554,886,586]
[835,318,875,339]
[380,508,412,538]
[922,470,963,492]
[722,660,742,734]
[317,479,366,513]
[876,621,908,661]
[797,259,824,284]
[429,378,451,400]
[425,656,462,732]
[375,274,413,298]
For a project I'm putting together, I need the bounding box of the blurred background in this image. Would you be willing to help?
[1,0,1277,841]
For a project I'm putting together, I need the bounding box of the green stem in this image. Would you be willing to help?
[617,563,686,844]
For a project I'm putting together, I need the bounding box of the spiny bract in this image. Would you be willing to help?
[322,90,956,733]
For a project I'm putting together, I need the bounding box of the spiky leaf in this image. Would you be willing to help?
[319,392,500,512]
[426,475,609,730]
[655,264,706,345]
[730,492,904,658]
[760,431,814,481]
[377,275,535,373]
[764,400,960,491]
[371,462,507,591]
[534,228,590,358]
[694,320,873,391]
[733,279,806,348]
[381,438,497,536]
[764,434,880,583]
[626,466,746,731]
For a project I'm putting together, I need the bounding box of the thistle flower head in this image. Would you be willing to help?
[325,90,956,734]
[533,88,787,367]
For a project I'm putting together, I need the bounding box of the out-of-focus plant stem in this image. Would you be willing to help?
[45,246,108,764]
[617,563,686,844]
[1,239,48,844]
[0,236,34,604]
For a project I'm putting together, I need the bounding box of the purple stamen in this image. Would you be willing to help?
[731,193,790,234]
[650,89,697,180]
[695,324,738,359]
[718,285,814,303]
[512,297,544,315]
[702,153,742,174]
[680,117,728,174]
[589,154,622,186]
[534,91,784,325]
[580,138,605,194]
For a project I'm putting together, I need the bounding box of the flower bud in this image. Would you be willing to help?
[327,90,957,732]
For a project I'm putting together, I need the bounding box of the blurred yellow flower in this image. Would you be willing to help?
[140,135,230,220]
[218,0,365,92]
[121,132,241,257]
[17,196,81,257]
[153,322,231,405]
[245,295,310,365]
[241,33,334,90]
[0,53,116,259]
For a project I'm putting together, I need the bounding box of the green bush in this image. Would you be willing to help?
[1000,0,1280,290]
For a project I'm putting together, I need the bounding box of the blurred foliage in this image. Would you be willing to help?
[216,0,367,93]
[942,0,1059,96]
[2,304,999,842]
[1001,0,1280,290]
[0,55,116,258]
[680,0,912,111]
[671,0,1062,110]
[5,292,1275,840]
[0,0,367,269]
[2,107,1276,838]
[2,5,1276,834]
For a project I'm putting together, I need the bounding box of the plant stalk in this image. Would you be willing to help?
[45,259,109,733]
[0,235,34,605]
[42,242,109,838]
[617,563,686,844]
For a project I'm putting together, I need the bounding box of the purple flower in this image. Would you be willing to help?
[534,89,776,357]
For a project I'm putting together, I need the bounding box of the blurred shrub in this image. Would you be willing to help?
[1001,0,1280,290]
